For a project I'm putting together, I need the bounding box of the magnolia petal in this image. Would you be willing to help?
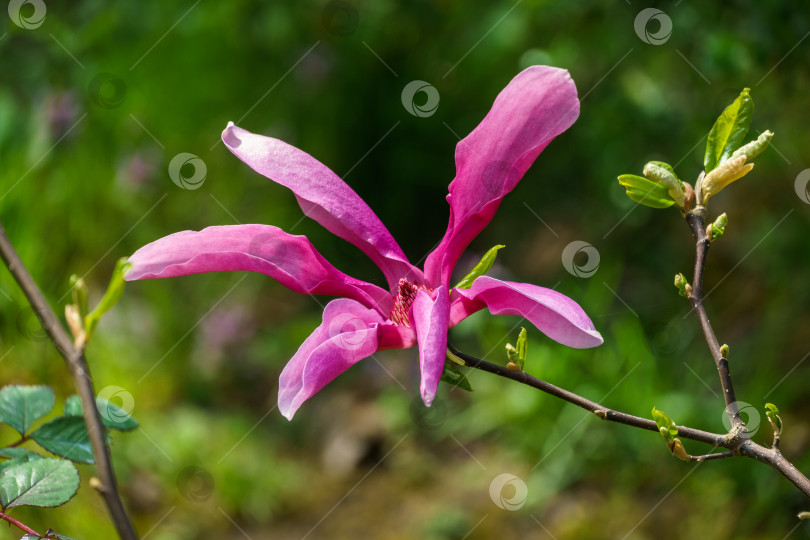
[411,287,450,406]
[453,276,603,349]
[278,299,384,420]
[222,123,421,289]
[126,224,391,312]
[425,66,580,286]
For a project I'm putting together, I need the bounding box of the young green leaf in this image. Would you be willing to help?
[0,385,55,436]
[84,257,132,341]
[652,407,679,440]
[730,130,773,161]
[704,88,753,172]
[64,394,138,431]
[617,175,676,209]
[643,162,685,207]
[505,328,528,369]
[30,417,95,464]
[68,275,89,320]
[0,458,79,509]
[454,245,505,289]
[440,363,473,392]
[765,402,782,435]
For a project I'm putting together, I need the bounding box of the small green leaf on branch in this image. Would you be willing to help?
[652,407,690,461]
[505,327,528,371]
[454,245,504,289]
[720,344,729,358]
[643,161,685,207]
[707,213,728,241]
[765,402,782,435]
[618,174,676,209]
[674,273,691,298]
[440,363,473,392]
[0,385,55,436]
[705,88,753,172]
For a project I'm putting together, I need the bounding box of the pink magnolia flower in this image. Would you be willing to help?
[125,66,603,419]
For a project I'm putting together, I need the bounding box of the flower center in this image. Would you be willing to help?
[389,278,432,327]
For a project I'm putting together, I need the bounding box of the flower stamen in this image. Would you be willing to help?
[389,278,432,327]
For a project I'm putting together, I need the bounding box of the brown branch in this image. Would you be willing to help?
[0,222,138,540]
[446,344,725,446]
[690,450,734,462]
[685,209,744,428]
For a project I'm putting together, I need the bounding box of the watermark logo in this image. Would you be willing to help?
[247,231,288,263]
[489,473,528,511]
[328,312,369,351]
[401,80,440,118]
[16,306,52,342]
[634,8,672,45]
[794,169,810,204]
[177,466,215,503]
[168,153,207,190]
[721,401,761,437]
[8,0,46,29]
[409,396,447,430]
[97,385,135,424]
[88,73,127,109]
[321,0,358,36]
[561,241,600,278]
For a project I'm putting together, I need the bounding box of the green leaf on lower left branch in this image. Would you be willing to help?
[64,394,139,431]
[30,417,95,464]
[440,363,473,392]
[0,458,79,508]
[0,385,55,436]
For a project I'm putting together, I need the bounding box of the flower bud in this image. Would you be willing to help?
[643,161,685,208]
[700,156,754,204]
[731,130,773,161]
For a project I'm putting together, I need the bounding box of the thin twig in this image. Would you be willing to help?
[446,344,725,446]
[0,510,42,536]
[690,450,734,462]
[685,209,745,429]
[0,221,138,540]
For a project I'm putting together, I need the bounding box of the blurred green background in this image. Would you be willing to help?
[1,0,809,538]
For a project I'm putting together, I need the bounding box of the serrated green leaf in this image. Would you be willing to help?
[0,447,43,461]
[0,456,31,474]
[63,395,82,417]
[64,394,138,431]
[84,257,132,341]
[0,458,79,509]
[454,245,505,289]
[0,385,55,436]
[440,363,473,392]
[704,88,753,172]
[30,417,94,464]
[618,175,676,209]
